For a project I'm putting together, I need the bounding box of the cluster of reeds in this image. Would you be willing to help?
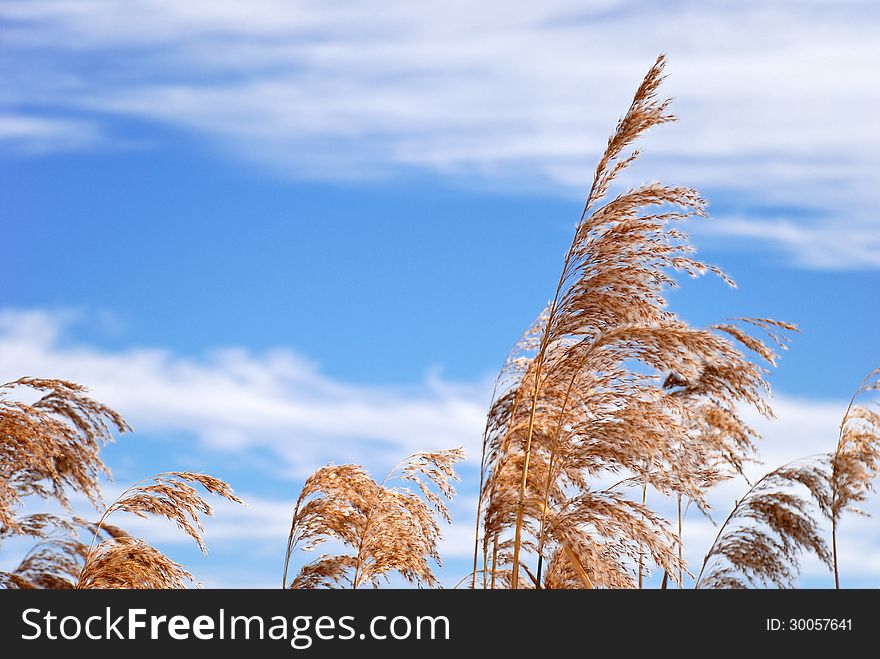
[462,56,880,590]
[0,377,243,588]
[465,56,774,589]
[282,58,878,589]
[2,56,877,590]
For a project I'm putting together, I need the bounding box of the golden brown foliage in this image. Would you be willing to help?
[283,449,464,589]
[1,374,244,589]
[91,472,244,553]
[0,379,135,589]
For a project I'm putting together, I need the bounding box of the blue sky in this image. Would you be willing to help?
[1,1,878,587]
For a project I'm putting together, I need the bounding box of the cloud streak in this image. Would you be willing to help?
[0,113,101,153]
[3,1,879,268]
[0,309,489,477]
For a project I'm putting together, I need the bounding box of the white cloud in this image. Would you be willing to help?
[3,1,879,268]
[0,308,489,477]
[0,113,100,153]
[694,216,880,270]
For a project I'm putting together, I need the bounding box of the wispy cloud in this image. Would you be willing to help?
[698,216,880,270]
[0,308,489,477]
[3,1,879,268]
[0,113,101,153]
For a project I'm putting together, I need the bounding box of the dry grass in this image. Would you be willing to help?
[87,471,244,554]
[78,537,197,589]
[283,449,464,589]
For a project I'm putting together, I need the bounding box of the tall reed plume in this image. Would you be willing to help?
[473,55,787,589]
[283,448,464,589]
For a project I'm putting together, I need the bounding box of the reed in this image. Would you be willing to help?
[695,459,831,588]
[0,377,128,532]
[77,472,244,588]
[0,516,123,588]
[283,448,463,589]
